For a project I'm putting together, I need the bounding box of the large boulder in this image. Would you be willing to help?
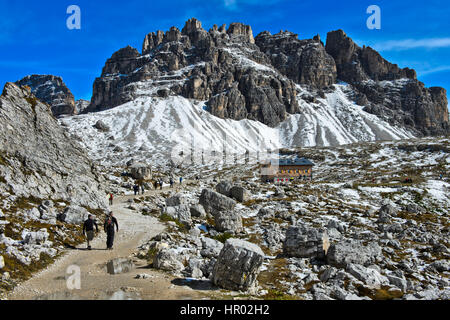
[283,225,330,259]
[107,258,135,275]
[153,249,185,274]
[0,255,5,269]
[166,194,188,207]
[22,229,50,245]
[199,189,236,215]
[213,239,265,292]
[215,181,233,197]
[38,200,58,224]
[230,186,250,203]
[214,211,243,233]
[378,202,398,216]
[161,205,192,227]
[93,120,110,132]
[190,204,207,219]
[130,163,152,180]
[327,240,382,268]
[346,264,389,289]
[58,205,90,225]
[386,274,408,292]
[200,237,224,259]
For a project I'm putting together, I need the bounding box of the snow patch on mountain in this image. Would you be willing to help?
[62,83,415,166]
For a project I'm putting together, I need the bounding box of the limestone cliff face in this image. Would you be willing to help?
[85,18,449,135]
[85,18,330,127]
[325,30,448,136]
[0,83,106,209]
[15,75,76,117]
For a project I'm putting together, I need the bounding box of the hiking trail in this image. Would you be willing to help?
[7,185,210,300]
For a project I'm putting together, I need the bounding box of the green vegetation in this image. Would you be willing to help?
[356,284,404,300]
[159,213,189,232]
[213,232,234,244]
[0,251,59,294]
[262,289,301,300]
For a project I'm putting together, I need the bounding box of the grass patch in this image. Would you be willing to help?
[213,232,234,244]
[159,213,189,233]
[262,289,301,300]
[356,285,404,300]
[0,252,57,285]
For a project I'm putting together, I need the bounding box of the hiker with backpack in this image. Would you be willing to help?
[104,212,119,250]
[133,184,139,196]
[109,193,114,206]
[83,215,99,250]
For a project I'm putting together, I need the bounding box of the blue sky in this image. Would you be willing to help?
[0,0,449,106]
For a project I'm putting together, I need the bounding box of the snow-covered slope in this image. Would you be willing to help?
[62,83,414,166]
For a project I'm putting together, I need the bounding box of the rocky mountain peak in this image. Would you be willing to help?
[227,22,255,44]
[84,19,448,136]
[15,74,76,117]
[325,30,417,83]
[325,30,448,135]
[182,17,204,35]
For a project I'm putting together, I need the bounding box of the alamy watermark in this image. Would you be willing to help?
[66,265,81,290]
[66,5,81,30]
[367,5,381,30]
[169,122,281,168]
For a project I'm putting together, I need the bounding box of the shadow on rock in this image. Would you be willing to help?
[171,278,218,291]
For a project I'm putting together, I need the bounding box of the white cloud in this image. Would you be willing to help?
[373,38,450,51]
[223,0,237,7]
[418,65,450,76]
[222,0,281,10]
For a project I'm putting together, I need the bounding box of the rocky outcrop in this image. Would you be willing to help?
[129,163,152,180]
[215,181,250,202]
[227,22,255,44]
[199,189,236,215]
[326,30,449,136]
[86,19,303,127]
[200,237,224,259]
[107,258,135,275]
[85,18,448,136]
[153,249,185,274]
[327,239,382,268]
[325,30,416,83]
[57,205,90,225]
[190,204,206,219]
[283,225,330,259]
[212,239,265,292]
[75,99,90,114]
[230,185,250,203]
[214,210,243,233]
[255,31,337,88]
[166,193,188,207]
[15,75,76,117]
[0,83,106,209]
[161,205,192,227]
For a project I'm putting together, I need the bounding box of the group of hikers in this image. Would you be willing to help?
[133,183,145,195]
[82,175,191,250]
[140,176,185,193]
[82,212,119,251]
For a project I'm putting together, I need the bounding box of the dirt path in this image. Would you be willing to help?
[7,187,211,300]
